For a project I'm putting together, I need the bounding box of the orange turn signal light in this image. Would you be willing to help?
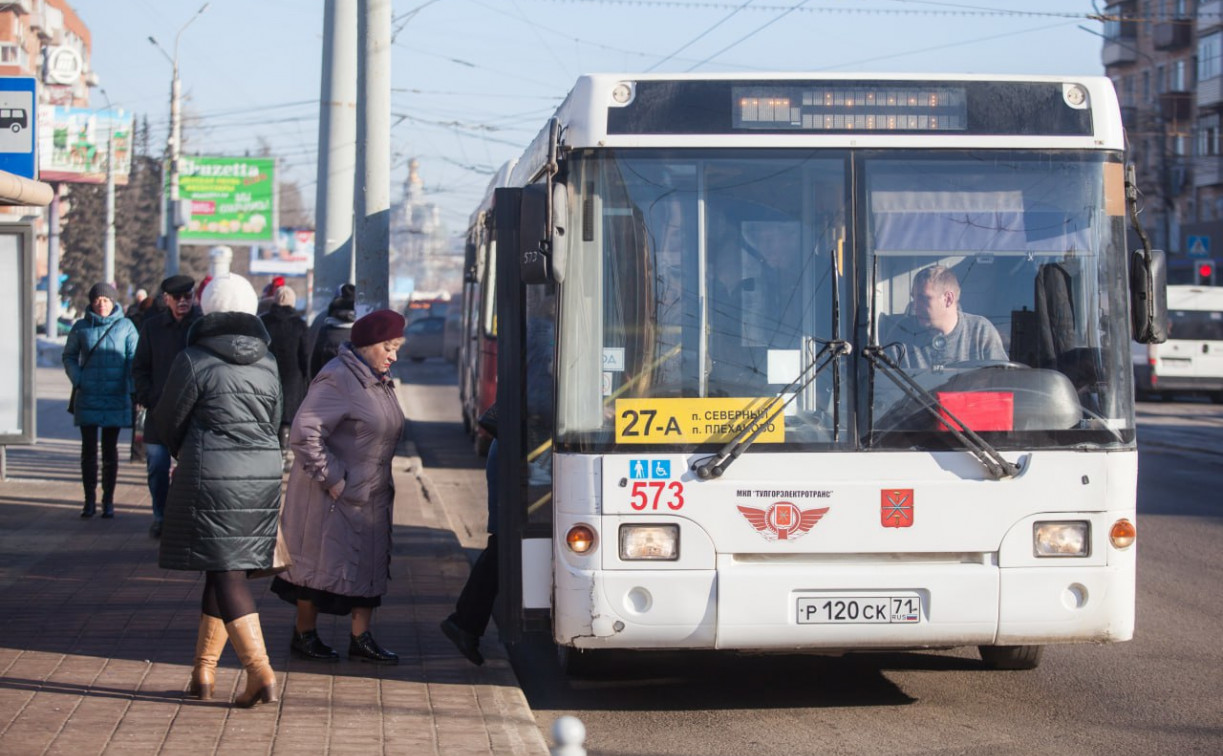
[565,524,597,554]
[1109,519,1136,550]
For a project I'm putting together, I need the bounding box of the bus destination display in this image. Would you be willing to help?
[733,85,968,131]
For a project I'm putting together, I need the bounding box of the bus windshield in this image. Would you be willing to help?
[554,148,1134,453]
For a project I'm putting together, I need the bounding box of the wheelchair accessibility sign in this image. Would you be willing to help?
[629,459,671,479]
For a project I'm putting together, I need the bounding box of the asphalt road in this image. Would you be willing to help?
[400,358,1223,756]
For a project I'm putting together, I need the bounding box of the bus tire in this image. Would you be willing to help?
[978,644,1043,670]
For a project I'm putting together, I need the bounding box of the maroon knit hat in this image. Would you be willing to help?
[350,309,406,347]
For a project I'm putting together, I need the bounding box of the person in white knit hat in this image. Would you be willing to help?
[151,274,285,708]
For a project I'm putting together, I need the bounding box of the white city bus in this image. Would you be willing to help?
[488,73,1166,673]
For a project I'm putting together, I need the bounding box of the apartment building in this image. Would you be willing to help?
[1103,0,1223,265]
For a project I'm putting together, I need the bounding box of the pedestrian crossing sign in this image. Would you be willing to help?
[1188,235,1210,257]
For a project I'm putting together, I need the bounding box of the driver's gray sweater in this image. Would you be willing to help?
[885,312,1007,370]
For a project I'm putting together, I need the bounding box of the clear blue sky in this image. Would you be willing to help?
[70,0,1106,234]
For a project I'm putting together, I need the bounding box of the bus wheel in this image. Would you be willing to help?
[978,644,1043,670]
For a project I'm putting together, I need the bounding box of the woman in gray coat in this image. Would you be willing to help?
[272,309,406,664]
[62,282,139,518]
[154,274,284,708]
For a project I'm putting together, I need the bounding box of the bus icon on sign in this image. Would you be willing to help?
[0,108,27,133]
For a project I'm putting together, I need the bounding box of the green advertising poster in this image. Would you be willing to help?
[176,156,276,243]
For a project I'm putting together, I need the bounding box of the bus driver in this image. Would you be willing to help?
[885,265,1007,370]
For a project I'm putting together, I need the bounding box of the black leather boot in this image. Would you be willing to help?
[100,456,117,518]
[348,631,398,664]
[81,454,97,518]
[290,629,339,662]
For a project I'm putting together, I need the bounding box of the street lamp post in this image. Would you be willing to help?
[99,88,115,286]
[149,2,209,277]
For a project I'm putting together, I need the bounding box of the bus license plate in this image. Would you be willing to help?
[796,595,922,624]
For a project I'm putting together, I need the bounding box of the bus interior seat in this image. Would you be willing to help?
[1035,262,1076,370]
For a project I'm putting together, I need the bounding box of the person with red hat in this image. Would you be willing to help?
[272,309,408,664]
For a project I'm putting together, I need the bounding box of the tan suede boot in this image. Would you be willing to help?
[188,614,228,700]
[225,613,278,708]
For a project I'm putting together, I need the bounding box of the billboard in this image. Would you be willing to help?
[250,228,314,276]
[39,105,132,185]
[177,156,276,243]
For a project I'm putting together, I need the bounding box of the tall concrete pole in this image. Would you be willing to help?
[355,0,391,314]
[151,3,209,277]
[312,0,358,319]
[46,184,62,336]
[104,122,115,285]
[167,66,182,276]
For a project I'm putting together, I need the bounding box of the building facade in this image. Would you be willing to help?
[1103,0,1223,271]
[0,0,93,320]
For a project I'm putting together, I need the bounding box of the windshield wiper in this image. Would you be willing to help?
[861,345,1020,480]
[694,339,852,479]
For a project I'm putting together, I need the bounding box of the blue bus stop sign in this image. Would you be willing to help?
[0,77,37,180]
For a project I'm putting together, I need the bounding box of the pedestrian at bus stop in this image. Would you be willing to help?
[62,282,139,519]
[260,284,309,471]
[441,406,500,666]
[272,309,407,664]
[153,274,284,708]
[309,285,357,380]
[132,274,201,538]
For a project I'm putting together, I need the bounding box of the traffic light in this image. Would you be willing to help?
[1196,261,1216,285]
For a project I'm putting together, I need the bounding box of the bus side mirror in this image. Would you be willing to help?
[518,181,569,284]
[1131,248,1168,344]
[463,239,478,283]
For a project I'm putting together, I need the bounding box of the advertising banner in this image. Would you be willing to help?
[250,227,314,276]
[39,105,132,184]
[177,156,276,243]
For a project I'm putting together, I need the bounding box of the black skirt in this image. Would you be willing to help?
[270,576,381,615]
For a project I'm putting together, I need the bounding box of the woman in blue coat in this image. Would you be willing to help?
[62,282,139,518]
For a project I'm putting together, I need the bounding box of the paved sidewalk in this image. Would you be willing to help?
[0,367,549,755]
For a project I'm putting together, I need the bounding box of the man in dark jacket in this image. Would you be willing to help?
[132,274,201,538]
[309,290,357,380]
[260,285,309,470]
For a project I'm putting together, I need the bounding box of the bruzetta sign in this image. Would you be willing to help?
[175,156,276,243]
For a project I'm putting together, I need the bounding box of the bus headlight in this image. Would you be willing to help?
[1033,521,1090,557]
[619,524,679,561]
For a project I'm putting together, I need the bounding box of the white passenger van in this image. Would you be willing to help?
[1133,285,1223,401]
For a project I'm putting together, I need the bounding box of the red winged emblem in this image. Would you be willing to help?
[738,501,829,541]
[881,488,914,528]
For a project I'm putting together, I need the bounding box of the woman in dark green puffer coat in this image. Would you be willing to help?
[152,274,284,709]
[62,282,139,518]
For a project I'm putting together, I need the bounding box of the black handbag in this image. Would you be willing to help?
[67,319,121,415]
